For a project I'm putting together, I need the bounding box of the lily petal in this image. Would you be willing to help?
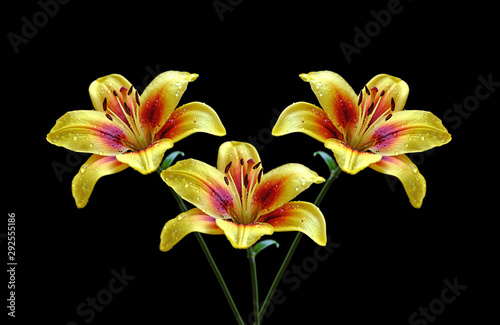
[300,71,359,135]
[72,155,128,208]
[215,219,274,249]
[140,71,199,135]
[255,163,325,216]
[160,208,224,252]
[272,101,343,142]
[47,110,131,155]
[369,155,426,208]
[155,101,226,143]
[216,141,261,198]
[116,138,174,174]
[161,159,235,219]
[369,110,452,156]
[325,138,382,174]
[364,74,409,124]
[89,74,132,124]
[217,141,261,172]
[260,201,327,246]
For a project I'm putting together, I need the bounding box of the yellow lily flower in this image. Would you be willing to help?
[160,141,326,251]
[273,71,451,208]
[47,71,226,208]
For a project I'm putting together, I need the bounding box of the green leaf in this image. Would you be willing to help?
[160,151,185,171]
[314,151,338,173]
[252,239,279,256]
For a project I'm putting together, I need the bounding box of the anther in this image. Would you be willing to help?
[123,101,131,115]
[224,161,232,174]
[106,113,113,121]
[240,158,244,165]
[391,98,395,111]
[244,174,249,188]
[224,176,229,185]
[380,90,385,97]
[364,85,370,95]
[357,91,363,106]
[113,90,119,97]
[367,102,375,115]
[257,168,263,183]
[102,98,107,111]
[128,85,134,95]
[385,113,393,121]
[253,161,262,169]
[135,91,141,106]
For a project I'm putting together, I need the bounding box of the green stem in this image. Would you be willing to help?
[247,246,260,325]
[157,166,245,325]
[258,166,341,322]
[195,232,244,325]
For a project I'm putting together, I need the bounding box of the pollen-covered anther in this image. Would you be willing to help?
[391,98,396,111]
[257,168,263,183]
[253,161,262,170]
[225,161,232,174]
[244,174,249,188]
[135,91,141,106]
[102,98,107,111]
[385,113,393,121]
[364,85,370,95]
[127,85,134,96]
[123,101,131,115]
[224,176,229,185]
[105,113,113,121]
[357,90,363,106]
[367,102,375,116]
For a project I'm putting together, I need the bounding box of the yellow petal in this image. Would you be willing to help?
[260,201,327,246]
[216,141,261,172]
[272,102,343,143]
[46,110,130,155]
[369,155,426,208]
[369,110,452,156]
[366,74,409,115]
[325,138,382,174]
[116,138,173,174]
[89,73,131,107]
[140,71,199,134]
[161,159,234,219]
[155,101,226,143]
[300,71,359,135]
[215,219,274,249]
[160,208,224,252]
[256,163,325,216]
[72,155,128,208]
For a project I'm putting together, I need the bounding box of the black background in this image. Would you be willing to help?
[4,0,497,324]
